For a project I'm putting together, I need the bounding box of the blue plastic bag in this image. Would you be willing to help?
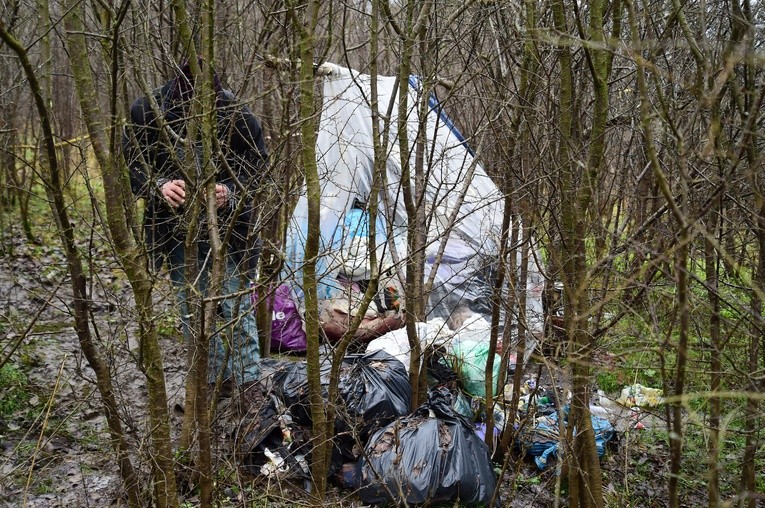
[519,411,615,470]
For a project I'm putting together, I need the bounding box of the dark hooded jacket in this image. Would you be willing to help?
[123,65,267,265]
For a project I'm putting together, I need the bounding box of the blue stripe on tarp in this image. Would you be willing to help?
[408,75,475,157]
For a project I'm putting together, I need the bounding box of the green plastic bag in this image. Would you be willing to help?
[450,339,501,398]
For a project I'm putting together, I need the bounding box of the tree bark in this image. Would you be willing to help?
[287,0,326,498]
[59,4,179,507]
[0,15,146,508]
[395,0,432,410]
[704,209,722,508]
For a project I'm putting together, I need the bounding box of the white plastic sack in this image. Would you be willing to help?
[284,63,545,334]
[365,318,453,373]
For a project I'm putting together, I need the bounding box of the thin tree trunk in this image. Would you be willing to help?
[195,17,218,503]
[59,4,180,506]
[398,1,420,407]
[740,32,762,503]
[493,0,540,470]
[704,216,722,508]
[739,195,763,508]
[0,17,145,508]
[559,0,611,502]
[288,0,326,498]
[397,0,432,410]
[668,239,690,508]
[168,0,203,459]
[551,0,608,503]
[704,172,722,507]
[549,0,576,500]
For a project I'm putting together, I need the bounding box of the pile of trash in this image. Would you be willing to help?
[517,410,615,470]
[239,350,411,477]
[233,62,636,504]
[237,319,627,506]
[237,349,501,506]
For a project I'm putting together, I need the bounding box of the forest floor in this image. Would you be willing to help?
[0,226,713,507]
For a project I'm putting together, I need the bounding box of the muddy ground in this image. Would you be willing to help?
[0,230,680,507]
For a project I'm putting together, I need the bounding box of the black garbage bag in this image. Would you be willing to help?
[359,387,498,506]
[337,349,411,437]
[237,394,312,479]
[271,360,331,427]
[333,350,411,467]
[272,350,410,431]
[271,350,411,467]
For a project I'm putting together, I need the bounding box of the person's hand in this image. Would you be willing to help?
[215,184,229,208]
[161,179,186,208]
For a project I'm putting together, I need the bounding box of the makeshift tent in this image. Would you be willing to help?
[283,63,545,332]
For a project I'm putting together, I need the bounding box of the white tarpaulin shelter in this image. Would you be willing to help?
[283,63,544,331]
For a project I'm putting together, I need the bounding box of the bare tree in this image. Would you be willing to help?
[0,11,145,508]
[4,1,765,507]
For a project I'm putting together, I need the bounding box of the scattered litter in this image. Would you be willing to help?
[616,384,664,408]
[241,351,412,480]
[471,399,509,435]
[475,422,501,442]
[239,394,312,480]
[519,410,615,470]
[260,447,289,477]
[517,387,558,417]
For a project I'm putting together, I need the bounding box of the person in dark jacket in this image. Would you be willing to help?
[123,61,267,392]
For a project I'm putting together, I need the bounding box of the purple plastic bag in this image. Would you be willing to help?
[254,284,307,353]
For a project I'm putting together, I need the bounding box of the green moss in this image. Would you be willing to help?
[0,364,31,416]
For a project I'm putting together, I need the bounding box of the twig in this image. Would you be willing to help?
[0,277,65,371]
[23,354,67,507]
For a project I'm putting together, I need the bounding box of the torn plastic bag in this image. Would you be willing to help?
[271,350,411,464]
[518,411,615,470]
[359,387,497,506]
[238,394,311,479]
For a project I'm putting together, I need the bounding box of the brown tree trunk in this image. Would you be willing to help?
[549,0,576,500]
[668,240,690,508]
[288,0,327,499]
[0,16,145,508]
[59,4,179,506]
[740,51,763,507]
[704,213,722,508]
[396,0,434,409]
[740,196,764,507]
